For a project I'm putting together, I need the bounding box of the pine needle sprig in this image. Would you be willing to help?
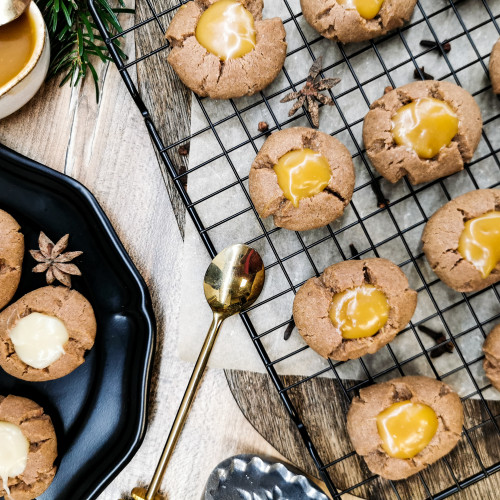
[36,0,133,101]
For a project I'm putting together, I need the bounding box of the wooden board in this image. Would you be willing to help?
[225,370,500,500]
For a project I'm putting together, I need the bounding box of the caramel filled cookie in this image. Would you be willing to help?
[0,395,57,500]
[483,324,500,391]
[347,376,463,480]
[165,0,286,99]
[491,37,500,94]
[363,81,482,184]
[422,189,500,293]
[293,258,416,361]
[0,209,24,310]
[249,127,355,231]
[0,286,97,381]
[301,0,417,44]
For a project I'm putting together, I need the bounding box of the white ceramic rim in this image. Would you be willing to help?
[0,2,46,97]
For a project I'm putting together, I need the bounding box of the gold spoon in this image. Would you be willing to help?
[0,0,31,26]
[130,244,265,500]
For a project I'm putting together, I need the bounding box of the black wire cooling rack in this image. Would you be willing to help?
[89,0,500,498]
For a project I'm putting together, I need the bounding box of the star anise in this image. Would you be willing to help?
[280,57,340,128]
[30,232,83,288]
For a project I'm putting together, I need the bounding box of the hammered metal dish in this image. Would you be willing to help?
[204,454,329,500]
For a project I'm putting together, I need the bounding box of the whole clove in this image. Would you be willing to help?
[414,66,435,81]
[371,177,389,209]
[177,164,188,189]
[284,316,295,341]
[178,143,190,156]
[258,121,269,133]
[420,39,451,54]
[349,244,361,260]
[418,324,454,359]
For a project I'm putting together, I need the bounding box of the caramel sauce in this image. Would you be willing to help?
[0,11,36,88]
[377,400,438,459]
[195,0,256,61]
[273,148,331,208]
[329,284,389,339]
[338,0,385,20]
[458,211,500,278]
[392,97,459,159]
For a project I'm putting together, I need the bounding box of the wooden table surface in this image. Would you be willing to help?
[0,5,499,500]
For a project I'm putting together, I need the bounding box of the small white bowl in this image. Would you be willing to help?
[0,2,50,120]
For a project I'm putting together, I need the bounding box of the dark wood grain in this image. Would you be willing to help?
[226,370,500,500]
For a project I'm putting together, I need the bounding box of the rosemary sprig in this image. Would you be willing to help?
[36,0,133,101]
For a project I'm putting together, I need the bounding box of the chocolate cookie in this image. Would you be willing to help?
[249,127,355,231]
[422,189,500,293]
[0,286,97,381]
[0,395,57,500]
[165,0,286,99]
[491,37,500,94]
[0,209,24,310]
[347,376,463,480]
[483,324,500,391]
[293,258,417,361]
[363,80,482,184]
[301,0,417,44]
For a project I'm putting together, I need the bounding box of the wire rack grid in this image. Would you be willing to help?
[89,0,500,498]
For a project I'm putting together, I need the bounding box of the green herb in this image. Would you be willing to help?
[36,0,133,101]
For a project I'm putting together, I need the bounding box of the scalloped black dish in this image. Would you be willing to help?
[0,144,156,500]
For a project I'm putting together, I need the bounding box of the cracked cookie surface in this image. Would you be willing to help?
[363,80,482,184]
[483,324,500,391]
[301,0,417,44]
[292,258,417,360]
[491,38,500,94]
[249,127,355,231]
[0,209,24,310]
[165,0,286,99]
[0,286,97,381]
[347,376,463,480]
[422,189,500,293]
[0,395,57,500]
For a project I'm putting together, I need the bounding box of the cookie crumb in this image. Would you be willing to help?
[384,86,393,95]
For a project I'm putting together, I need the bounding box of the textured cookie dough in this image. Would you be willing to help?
[347,376,463,480]
[249,127,355,231]
[0,286,97,381]
[301,0,418,44]
[491,38,500,94]
[363,80,482,184]
[293,258,417,360]
[0,395,57,500]
[0,209,24,310]
[422,189,500,293]
[483,324,500,391]
[165,0,287,99]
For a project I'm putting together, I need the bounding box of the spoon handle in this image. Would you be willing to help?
[145,312,225,500]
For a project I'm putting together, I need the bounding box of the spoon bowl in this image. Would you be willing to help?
[128,244,265,500]
[0,0,31,26]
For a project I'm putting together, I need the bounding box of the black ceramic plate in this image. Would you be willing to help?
[0,144,156,500]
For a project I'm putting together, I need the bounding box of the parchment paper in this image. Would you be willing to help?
[177,0,500,399]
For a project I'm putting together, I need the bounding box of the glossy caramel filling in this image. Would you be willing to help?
[273,148,331,208]
[391,98,459,159]
[0,11,36,88]
[377,400,438,459]
[458,211,500,278]
[329,284,389,339]
[195,0,256,61]
[338,0,385,20]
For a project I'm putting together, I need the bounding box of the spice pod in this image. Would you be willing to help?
[203,454,329,500]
